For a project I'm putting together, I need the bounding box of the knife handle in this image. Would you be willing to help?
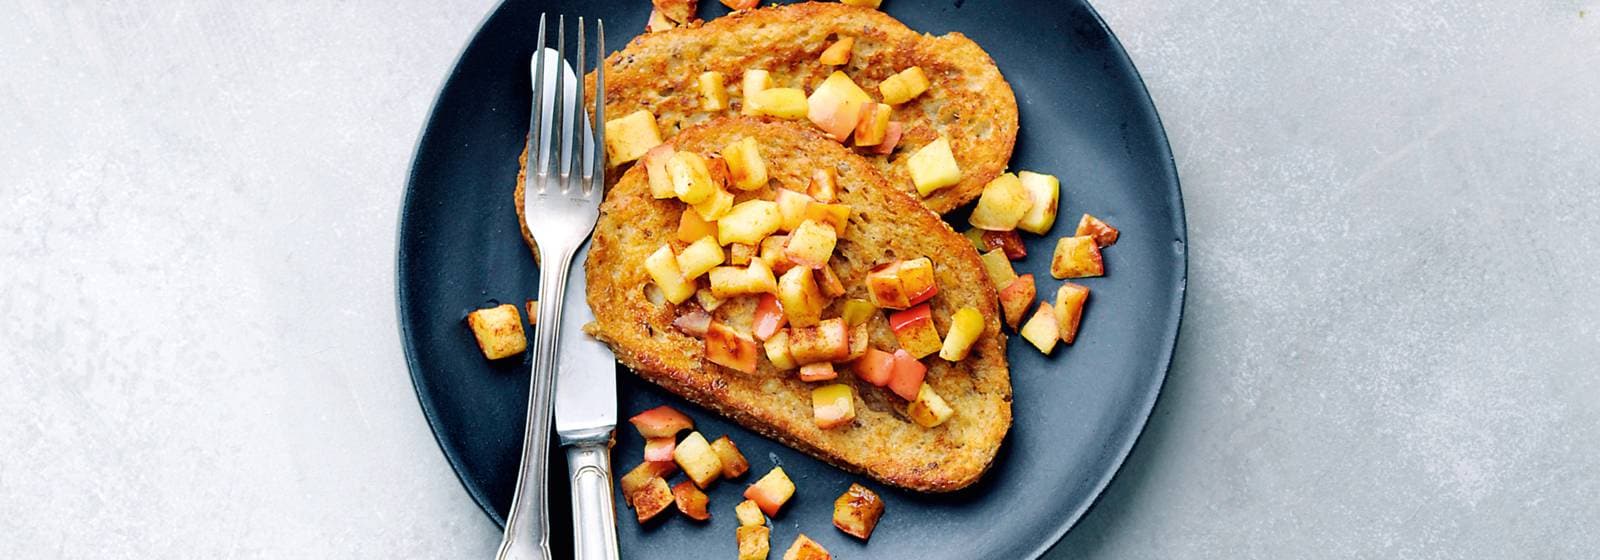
[566,440,620,560]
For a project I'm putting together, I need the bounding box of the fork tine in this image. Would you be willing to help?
[591,19,606,194]
[570,18,586,185]
[529,14,547,190]
[550,15,566,182]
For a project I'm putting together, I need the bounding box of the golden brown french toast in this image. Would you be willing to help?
[584,117,1011,492]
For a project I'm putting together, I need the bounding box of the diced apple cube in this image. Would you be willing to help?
[621,460,677,504]
[710,436,750,478]
[629,405,694,438]
[907,136,961,196]
[645,144,678,199]
[907,383,955,428]
[677,236,725,280]
[750,88,809,120]
[819,36,855,65]
[738,525,771,560]
[853,347,895,386]
[632,476,675,522]
[699,71,730,111]
[998,274,1036,329]
[644,437,676,462]
[674,432,725,489]
[645,9,675,32]
[465,303,527,360]
[722,0,758,9]
[1016,171,1061,234]
[677,208,717,243]
[818,264,847,298]
[887,349,926,400]
[961,228,988,251]
[708,260,778,298]
[760,235,797,274]
[729,242,755,266]
[735,499,766,527]
[938,306,984,362]
[1020,302,1059,354]
[752,293,788,341]
[774,189,815,232]
[719,200,783,246]
[808,168,839,202]
[692,187,736,222]
[645,245,696,304]
[840,298,877,326]
[799,362,838,382]
[604,109,663,165]
[846,323,869,361]
[764,329,798,370]
[888,303,942,359]
[865,263,910,309]
[831,483,885,540]
[1055,283,1089,344]
[672,480,711,521]
[897,257,938,306]
[807,71,872,142]
[1076,213,1120,247]
[878,66,930,105]
[777,266,827,327]
[525,300,540,326]
[979,248,1018,289]
[785,220,838,269]
[744,467,796,516]
[1050,235,1105,279]
[981,229,1027,259]
[782,534,832,560]
[668,151,716,204]
[803,202,850,236]
[811,383,856,429]
[871,121,903,155]
[740,69,774,116]
[722,137,770,191]
[673,308,713,336]
[705,321,760,373]
[969,173,1033,231]
[789,318,850,364]
[853,102,892,147]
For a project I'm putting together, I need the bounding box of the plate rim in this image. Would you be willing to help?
[394,0,1187,556]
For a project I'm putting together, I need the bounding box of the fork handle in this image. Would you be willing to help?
[497,250,577,560]
[566,440,620,560]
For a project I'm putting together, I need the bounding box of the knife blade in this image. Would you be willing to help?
[554,239,617,442]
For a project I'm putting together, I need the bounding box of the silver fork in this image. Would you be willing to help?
[497,14,605,560]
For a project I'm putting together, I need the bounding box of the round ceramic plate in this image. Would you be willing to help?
[397,1,1185,557]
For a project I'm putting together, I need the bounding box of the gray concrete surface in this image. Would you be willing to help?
[3,1,1597,558]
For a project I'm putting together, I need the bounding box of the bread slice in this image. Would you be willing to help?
[585,117,1011,492]
[583,1,1018,214]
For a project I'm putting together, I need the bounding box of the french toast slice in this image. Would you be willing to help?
[584,2,1018,214]
[585,117,1011,492]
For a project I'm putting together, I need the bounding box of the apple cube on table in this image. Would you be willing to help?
[1055,282,1090,344]
[745,467,797,516]
[811,383,856,429]
[673,431,725,489]
[1016,171,1061,234]
[643,437,676,462]
[831,483,885,540]
[998,274,1036,329]
[888,303,942,359]
[969,173,1033,231]
[465,304,526,360]
[1019,301,1060,354]
[710,436,750,478]
[1050,235,1105,279]
[629,405,693,437]
[603,109,662,164]
[907,383,955,428]
[644,245,695,304]
[620,460,677,504]
[738,525,771,560]
[906,136,961,197]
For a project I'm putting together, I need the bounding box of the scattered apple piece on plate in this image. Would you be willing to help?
[672,480,712,521]
[745,467,796,516]
[1020,301,1060,354]
[710,436,750,478]
[832,483,886,540]
[1050,235,1105,279]
[673,431,725,489]
[465,304,526,360]
[1055,282,1090,344]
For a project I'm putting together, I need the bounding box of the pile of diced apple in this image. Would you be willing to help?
[619,405,752,524]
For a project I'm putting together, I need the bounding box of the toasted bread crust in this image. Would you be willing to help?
[585,2,1017,214]
[586,117,1011,492]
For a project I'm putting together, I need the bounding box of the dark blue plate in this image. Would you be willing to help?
[397,1,1184,557]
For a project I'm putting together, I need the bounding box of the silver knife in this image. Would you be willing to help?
[555,239,621,560]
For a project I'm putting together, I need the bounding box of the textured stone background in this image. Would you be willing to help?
[3,1,1597,558]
